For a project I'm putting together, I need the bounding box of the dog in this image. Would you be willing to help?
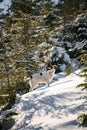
[25,66,56,92]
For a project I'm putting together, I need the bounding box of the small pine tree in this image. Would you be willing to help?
[77,114,87,127]
[77,53,87,126]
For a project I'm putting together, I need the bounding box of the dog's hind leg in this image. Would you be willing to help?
[29,86,33,92]
[46,80,49,87]
[29,81,33,92]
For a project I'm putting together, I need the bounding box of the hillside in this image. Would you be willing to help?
[10,69,87,130]
[0,0,87,129]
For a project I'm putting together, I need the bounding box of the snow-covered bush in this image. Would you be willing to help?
[46,46,71,72]
[33,43,71,72]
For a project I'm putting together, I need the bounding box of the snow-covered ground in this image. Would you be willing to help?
[11,69,87,130]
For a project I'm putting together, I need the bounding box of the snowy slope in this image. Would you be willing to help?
[11,69,87,130]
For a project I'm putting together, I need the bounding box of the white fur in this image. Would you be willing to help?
[27,67,55,91]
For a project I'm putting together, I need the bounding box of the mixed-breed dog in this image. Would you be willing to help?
[24,65,56,92]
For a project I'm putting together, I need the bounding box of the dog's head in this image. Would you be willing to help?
[46,65,52,71]
[46,65,57,71]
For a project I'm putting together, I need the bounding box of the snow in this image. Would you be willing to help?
[11,69,87,130]
[38,42,48,48]
[0,0,11,14]
[51,0,59,5]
